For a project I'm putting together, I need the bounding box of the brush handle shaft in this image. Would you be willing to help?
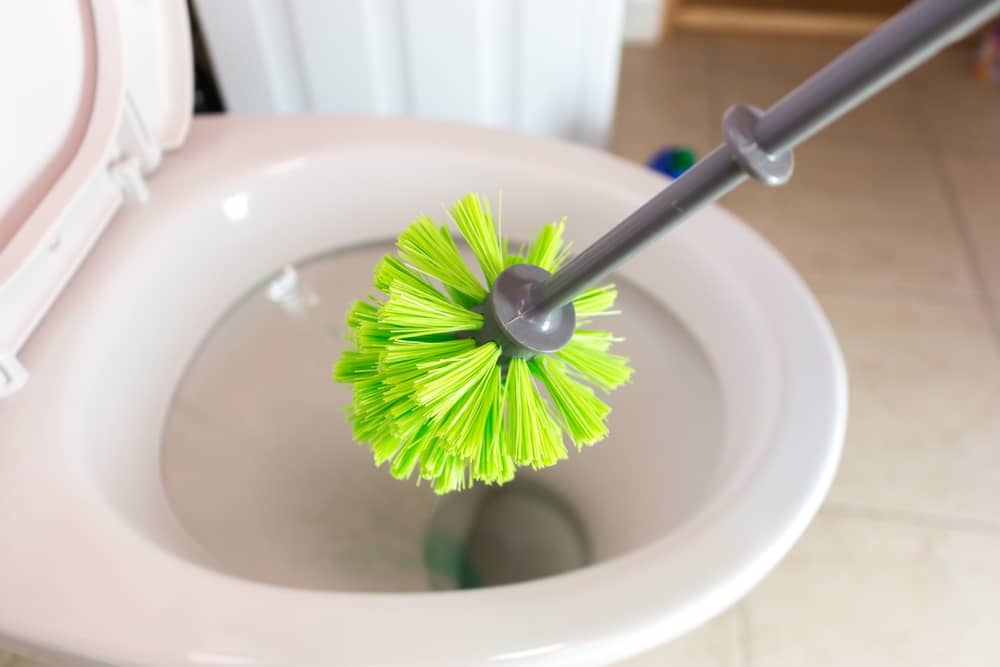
[532,147,746,317]
[527,0,1000,316]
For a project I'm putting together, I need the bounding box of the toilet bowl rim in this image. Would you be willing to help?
[0,115,847,667]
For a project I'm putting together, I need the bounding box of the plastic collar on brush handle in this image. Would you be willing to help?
[522,0,1000,318]
[474,263,576,360]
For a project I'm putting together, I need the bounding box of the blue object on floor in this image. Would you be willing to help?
[647,146,696,178]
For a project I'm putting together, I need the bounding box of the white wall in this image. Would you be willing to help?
[194,0,626,147]
[624,0,666,43]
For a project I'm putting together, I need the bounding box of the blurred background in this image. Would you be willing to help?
[7,2,997,666]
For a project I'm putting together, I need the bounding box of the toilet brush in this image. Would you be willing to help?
[335,0,1000,493]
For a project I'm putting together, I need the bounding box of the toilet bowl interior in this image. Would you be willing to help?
[61,141,780,596]
[160,242,725,591]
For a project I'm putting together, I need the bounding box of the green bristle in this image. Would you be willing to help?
[348,377,383,414]
[379,365,425,404]
[352,385,409,442]
[566,329,620,352]
[471,401,514,484]
[435,456,471,493]
[502,236,526,268]
[379,281,483,338]
[504,254,526,267]
[433,362,502,459]
[333,193,634,494]
[378,342,475,440]
[531,356,610,448]
[382,338,476,372]
[389,448,421,481]
[451,193,505,286]
[557,333,633,393]
[467,365,512,484]
[345,300,392,350]
[352,413,393,451]
[355,322,392,351]
[381,339,475,403]
[373,255,439,301]
[377,255,453,305]
[416,439,448,479]
[346,300,379,329]
[572,284,619,318]
[333,351,380,383]
[414,342,502,421]
[349,379,397,442]
[389,427,431,481]
[370,430,404,466]
[420,447,470,494]
[526,219,572,273]
[397,215,486,307]
[504,358,567,468]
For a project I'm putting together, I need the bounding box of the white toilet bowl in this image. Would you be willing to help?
[0,3,846,667]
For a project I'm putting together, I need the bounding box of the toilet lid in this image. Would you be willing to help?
[0,0,191,397]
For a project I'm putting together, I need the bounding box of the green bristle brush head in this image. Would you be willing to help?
[333,193,633,494]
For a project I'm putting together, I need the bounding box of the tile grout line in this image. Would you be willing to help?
[822,502,1000,537]
[738,602,754,667]
[930,156,1000,352]
[909,74,1000,353]
[702,34,722,144]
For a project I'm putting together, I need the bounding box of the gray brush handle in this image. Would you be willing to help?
[526,0,1000,316]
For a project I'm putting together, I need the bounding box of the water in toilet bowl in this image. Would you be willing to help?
[160,242,724,592]
[424,479,591,589]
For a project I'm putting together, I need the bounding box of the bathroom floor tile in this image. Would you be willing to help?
[610,42,717,164]
[909,47,1000,158]
[621,32,712,85]
[744,512,1000,666]
[708,34,850,80]
[942,156,1000,323]
[719,141,979,307]
[609,95,715,165]
[9,658,43,667]
[819,293,1000,527]
[614,606,746,667]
